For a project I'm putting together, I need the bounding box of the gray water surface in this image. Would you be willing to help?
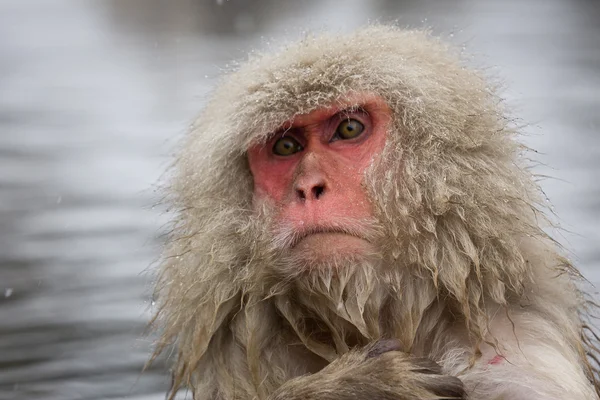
[0,1,598,399]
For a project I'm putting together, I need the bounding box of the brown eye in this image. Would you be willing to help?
[336,119,364,140]
[273,136,303,156]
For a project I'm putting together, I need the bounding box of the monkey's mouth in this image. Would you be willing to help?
[285,226,372,250]
[272,219,381,251]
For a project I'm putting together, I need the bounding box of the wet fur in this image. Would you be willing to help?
[150,26,600,399]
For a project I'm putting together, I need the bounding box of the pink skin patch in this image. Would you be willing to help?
[488,355,505,365]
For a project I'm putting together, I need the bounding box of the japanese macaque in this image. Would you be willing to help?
[151,26,600,399]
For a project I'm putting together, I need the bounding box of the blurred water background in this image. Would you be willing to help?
[0,0,598,399]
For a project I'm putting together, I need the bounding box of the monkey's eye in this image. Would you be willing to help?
[336,119,365,140]
[272,136,303,156]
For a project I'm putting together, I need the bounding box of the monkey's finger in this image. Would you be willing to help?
[366,339,403,358]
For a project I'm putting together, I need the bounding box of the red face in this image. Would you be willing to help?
[247,94,390,261]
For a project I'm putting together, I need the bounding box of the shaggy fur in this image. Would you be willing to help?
[150,26,600,399]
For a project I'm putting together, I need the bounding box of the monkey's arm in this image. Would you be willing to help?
[441,311,598,399]
[269,341,465,400]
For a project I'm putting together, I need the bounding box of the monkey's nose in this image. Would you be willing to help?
[294,178,327,201]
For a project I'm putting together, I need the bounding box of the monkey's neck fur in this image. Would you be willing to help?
[169,244,449,399]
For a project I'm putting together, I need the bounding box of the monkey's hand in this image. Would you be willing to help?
[269,340,465,400]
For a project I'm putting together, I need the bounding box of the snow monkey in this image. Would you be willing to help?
[151,26,600,399]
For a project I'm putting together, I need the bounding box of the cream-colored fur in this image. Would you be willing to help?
[150,25,599,399]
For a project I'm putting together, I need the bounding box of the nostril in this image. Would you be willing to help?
[296,189,306,200]
[312,185,325,199]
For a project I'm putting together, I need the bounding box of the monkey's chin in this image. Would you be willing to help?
[291,233,376,265]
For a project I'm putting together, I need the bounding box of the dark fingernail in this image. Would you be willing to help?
[367,339,402,358]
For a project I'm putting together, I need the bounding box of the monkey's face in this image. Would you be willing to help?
[247,94,390,264]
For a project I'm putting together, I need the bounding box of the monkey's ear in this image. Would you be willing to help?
[366,339,402,358]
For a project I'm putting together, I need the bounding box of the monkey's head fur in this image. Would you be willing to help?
[151,25,594,397]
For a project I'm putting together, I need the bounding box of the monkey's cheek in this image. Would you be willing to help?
[292,233,376,263]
